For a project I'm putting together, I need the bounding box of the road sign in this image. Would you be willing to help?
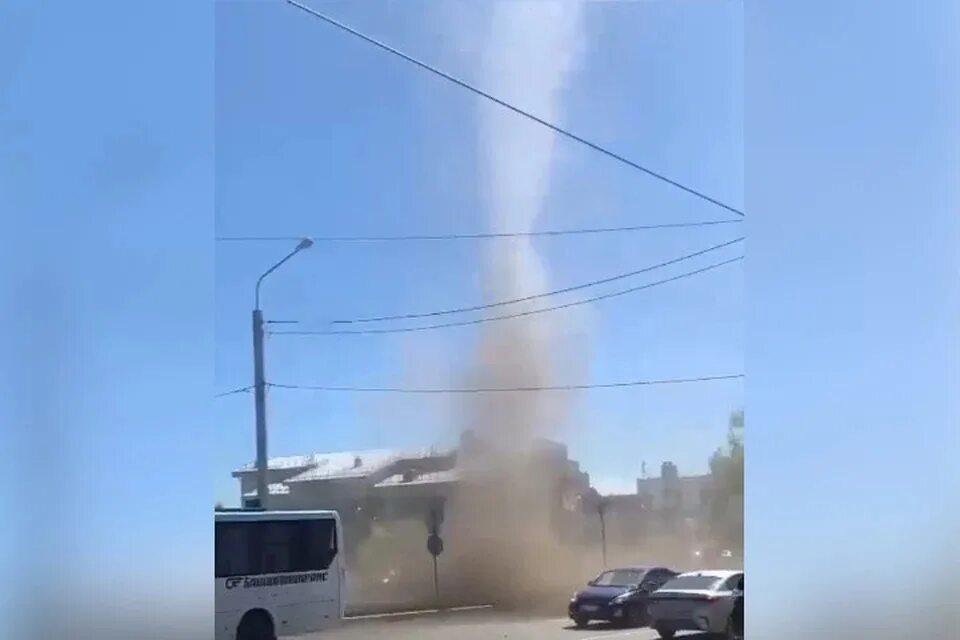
[427,533,444,557]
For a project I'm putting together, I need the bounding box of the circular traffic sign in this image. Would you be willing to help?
[427,533,444,557]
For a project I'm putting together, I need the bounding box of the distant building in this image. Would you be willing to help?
[232,433,595,565]
[629,462,721,552]
[595,493,647,545]
[635,462,713,514]
[234,447,456,509]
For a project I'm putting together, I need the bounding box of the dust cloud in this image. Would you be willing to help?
[437,0,591,610]
[353,1,683,613]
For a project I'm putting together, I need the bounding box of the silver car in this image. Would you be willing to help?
[647,569,743,639]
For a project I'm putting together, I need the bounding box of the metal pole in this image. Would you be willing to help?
[433,555,440,607]
[253,308,268,508]
[248,238,313,510]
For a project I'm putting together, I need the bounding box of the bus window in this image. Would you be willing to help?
[217,518,339,577]
[301,518,337,571]
[261,521,297,574]
[215,521,259,578]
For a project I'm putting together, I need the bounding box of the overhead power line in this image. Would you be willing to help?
[215,219,742,243]
[268,374,743,394]
[215,385,253,398]
[334,237,744,324]
[272,254,743,336]
[285,0,745,218]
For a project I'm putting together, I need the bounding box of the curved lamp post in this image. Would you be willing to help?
[251,238,313,508]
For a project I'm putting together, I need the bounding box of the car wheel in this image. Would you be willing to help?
[654,627,675,639]
[236,610,275,640]
[625,605,646,628]
[724,615,743,640]
[572,615,589,628]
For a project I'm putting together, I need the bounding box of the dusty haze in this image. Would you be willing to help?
[439,0,591,609]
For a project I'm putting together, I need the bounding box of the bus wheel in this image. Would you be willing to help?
[237,609,275,640]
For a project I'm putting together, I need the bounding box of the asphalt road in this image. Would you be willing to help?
[299,608,716,640]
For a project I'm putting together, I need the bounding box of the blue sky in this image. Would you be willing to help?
[746,2,958,625]
[214,0,744,504]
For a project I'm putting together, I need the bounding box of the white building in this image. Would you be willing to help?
[230,433,598,563]
[635,462,713,513]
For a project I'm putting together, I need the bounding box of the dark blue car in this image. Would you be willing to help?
[568,566,678,628]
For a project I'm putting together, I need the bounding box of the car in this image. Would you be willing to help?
[568,566,678,628]
[647,569,744,639]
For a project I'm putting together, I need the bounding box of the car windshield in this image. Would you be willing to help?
[661,575,723,591]
[592,569,645,587]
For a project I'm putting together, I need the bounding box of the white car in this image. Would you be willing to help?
[647,569,743,639]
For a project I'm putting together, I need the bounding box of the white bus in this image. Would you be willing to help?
[215,510,345,640]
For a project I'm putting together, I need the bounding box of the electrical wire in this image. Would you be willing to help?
[215,385,254,398]
[267,374,743,394]
[272,255,743,336]
[285,0,745,217]
[215,219,742,243]
[333,237,743,324]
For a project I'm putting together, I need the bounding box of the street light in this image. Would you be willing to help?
[251,238,313,509]
[254,237,314,310]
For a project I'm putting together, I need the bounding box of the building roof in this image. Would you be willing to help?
[232,440,593,499]
[374,469,459,487]
[284,450,401,483]
[234,447,451,483]
[234,449,392,474]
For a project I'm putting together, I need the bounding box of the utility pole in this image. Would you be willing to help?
[432,553,440,606]
[251,238,313,509]
[252,307,268,508]
[426,502,445,607]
